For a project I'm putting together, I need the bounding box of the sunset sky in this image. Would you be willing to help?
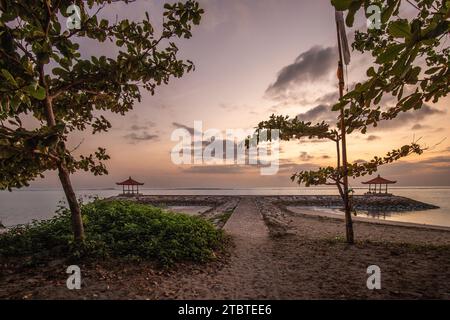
[29,0,450,189]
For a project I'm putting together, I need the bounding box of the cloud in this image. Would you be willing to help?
[130,125,148,130]
[375,104,445,130]
[299,151,314,162]
[179,159,320,176]
[417,156,450,165]
[298,138,330,144]
[181,165,249,175]
[366,135,380,141]
[411,123,430,130]
[367,155,450,186]
[297,104,336,123]
[266,46,336,97]
[172,122,198,135]
[124,132,159,143]
[127,120,156,131]
[314,92,339,105]
[295,98,444,131]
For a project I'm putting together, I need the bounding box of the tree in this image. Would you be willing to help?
[0,0,204,241]
[250,0,448,243]
[331,0,449,133]
[250,115,423,244]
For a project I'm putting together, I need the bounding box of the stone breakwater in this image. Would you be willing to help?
[271,195,440,212]
[109,194,439,213]
[110,195,237,207]
[107,195,439,232]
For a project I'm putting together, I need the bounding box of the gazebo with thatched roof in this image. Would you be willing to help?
[362,174,396,195]
[116,176,144,196]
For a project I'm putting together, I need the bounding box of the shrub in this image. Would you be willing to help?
[0,200,224,267]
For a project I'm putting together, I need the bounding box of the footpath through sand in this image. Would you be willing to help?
[171,197,282,299]
[219,197,281,299]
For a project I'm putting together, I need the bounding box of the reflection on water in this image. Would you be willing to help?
[0,187,449,228]
[292,200,449,228]
[167,206,211,216]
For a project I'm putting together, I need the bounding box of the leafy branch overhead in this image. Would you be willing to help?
[0,0,204,190]
[331,0,449,134]
[291,142,424,187]
[251,114,424,188]
[252,114,337,142]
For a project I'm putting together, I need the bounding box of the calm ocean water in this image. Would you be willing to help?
[0,187,450,228]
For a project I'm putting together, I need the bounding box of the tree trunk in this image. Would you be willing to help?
[343,191,354,244]
[39,65,85,242]
[335,17,354,244]
[58,164,85,241]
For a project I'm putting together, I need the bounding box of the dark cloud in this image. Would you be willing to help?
[298,138,330,144]
[376,104,445,130]
[353,159,368,164]
[124,132,159,143]
[295,99,444,131]
[366,135,380,141]
[411,123,430,131]
[297,104,336,123]
[299,151,314,162]
[127,120,156,131]
[314,92,340,105]
[179,160,320,176]
[266,46,336,97]
[130,125,148,130]
[181,165,249,175]
[172,122,198,135]
[322,155,331,159]
[417,156,450,165]
[363,156,450,186]
[277,161,317,174]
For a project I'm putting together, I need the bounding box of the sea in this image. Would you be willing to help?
[1,187,450,228]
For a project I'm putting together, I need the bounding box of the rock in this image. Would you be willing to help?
[276,195,439,213]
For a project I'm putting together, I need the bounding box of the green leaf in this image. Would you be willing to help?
[424,67,442,75]
[345,1,361,27]
[331,0,353,10]
[388,20,411,39]
[1,69,18,87]
[24,84,46,100]
[381,0,400,24]
[376,44,405,64]
[0,146,16,159]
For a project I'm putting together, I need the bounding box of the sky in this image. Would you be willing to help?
[28,0,450,189]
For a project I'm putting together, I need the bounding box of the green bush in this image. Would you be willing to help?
[0,200,224,266]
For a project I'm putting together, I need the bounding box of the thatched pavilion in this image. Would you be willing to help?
[362,174,397,195]
[116,177,144,196]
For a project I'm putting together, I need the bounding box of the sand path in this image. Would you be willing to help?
[165,197,281,299]
[220,197,280,299]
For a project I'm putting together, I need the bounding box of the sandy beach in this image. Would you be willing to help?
[1,195,449,299]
